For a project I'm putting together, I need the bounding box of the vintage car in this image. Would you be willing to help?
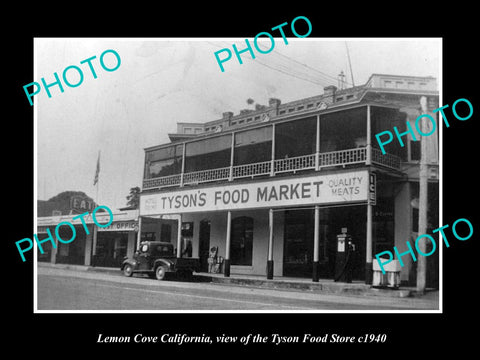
[121,241,199,280]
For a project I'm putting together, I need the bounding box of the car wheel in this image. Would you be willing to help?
[155,266,167,280]
[123,264,133,277]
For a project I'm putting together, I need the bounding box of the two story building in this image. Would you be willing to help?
[137,73,439,286]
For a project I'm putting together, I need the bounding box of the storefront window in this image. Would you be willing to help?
[185,134,231,172]
[36,228,53,262]
[145,144,183,179]
[56,225,85,265]
[234,126,272,165]
[275,117,316,158]
[230,216,253,266]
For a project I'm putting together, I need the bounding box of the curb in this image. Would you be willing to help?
[206,275,412,298]
[38,262,121,276]
[39,262,420,298]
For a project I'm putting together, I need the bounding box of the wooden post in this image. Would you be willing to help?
[366,201,373,284]
[224,211,232,277]
[229,132,235,181]
[315,115,320,171]
[270,124,275,176]
[136,216,142,250]
[176,215,182,258]
[366,104,372,165]
[180,143,186,187]
[417,96,429,293]
[267,209,274,279]
[365,105,373,284]
[313,205,320,282]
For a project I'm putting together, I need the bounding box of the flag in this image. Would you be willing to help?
[93,151,100,186]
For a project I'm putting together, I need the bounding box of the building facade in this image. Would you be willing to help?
[37,209,139,267]
[139,74,440,286]
[38,191,97,217]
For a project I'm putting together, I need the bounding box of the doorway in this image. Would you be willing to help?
[199,219,211,272]
[283,209,314,277]
[94,232,129,267]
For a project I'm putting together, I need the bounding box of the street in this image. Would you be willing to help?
[36,267,438,311]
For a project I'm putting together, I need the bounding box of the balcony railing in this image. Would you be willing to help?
[183,166,230,185]
[143,173,181,189]
[319,148,367,168]
[371,148,402,169]
[143,147,402,190]
[275,154,316,173]
[233,160,271,179]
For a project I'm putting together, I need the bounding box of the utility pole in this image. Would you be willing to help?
[417,96,429,293]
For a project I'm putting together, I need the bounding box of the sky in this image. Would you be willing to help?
[35,38,441,210]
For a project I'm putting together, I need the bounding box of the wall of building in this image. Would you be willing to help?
[182,209,285,277]
[394,181,413,282]
[84,232,93,266]
[127,232,136,258]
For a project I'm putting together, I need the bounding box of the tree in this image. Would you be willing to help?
[126,186,141,209]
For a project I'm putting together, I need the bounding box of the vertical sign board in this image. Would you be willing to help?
[369,173,376,206]
[140,170,369,216]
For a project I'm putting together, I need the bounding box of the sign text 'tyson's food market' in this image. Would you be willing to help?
[140,171,371,215]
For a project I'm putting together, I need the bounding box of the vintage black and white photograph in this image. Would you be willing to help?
[33,37,441,312]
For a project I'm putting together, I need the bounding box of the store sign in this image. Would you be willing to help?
[140,170,368,215]
[97,221,137,232]
[369,173,376,205]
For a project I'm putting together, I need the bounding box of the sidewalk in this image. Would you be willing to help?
[37,262,437,300]
[198,272,419,298]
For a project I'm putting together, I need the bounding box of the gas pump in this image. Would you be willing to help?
[334,228,356,283]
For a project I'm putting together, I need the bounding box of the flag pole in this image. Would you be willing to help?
[91,149,101,267]
[94,150,101,207]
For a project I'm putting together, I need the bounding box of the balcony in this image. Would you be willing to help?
[143,147,401,190]
[143,105,410,191]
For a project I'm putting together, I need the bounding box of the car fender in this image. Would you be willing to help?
[153,259,174,271]
[121,258,137,270]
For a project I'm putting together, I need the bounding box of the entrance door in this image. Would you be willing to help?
[199,220,211,272]
[283,209,314,277]
[94,232,129,267]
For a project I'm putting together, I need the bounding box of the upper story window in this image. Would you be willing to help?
[320,107,366,152]
[370,106,407,160]
[275,117,317,158]
[145,144,183,179]
[185,134,231,172]
[234,126,272,165]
